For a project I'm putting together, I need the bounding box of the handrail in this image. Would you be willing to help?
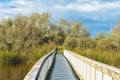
[64,49,120,80]
[24,48,56,80]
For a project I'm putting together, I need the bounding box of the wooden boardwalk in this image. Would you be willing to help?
[46,54,79,80]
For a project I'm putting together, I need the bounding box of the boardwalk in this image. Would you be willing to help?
[46,54,79,80]
[24,49,120,80]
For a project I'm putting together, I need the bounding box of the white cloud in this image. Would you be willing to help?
[52,0,120,21]
[54,3,98,12]
[0,0,40,18]
[53,1,120,12]
[0,0,120,21]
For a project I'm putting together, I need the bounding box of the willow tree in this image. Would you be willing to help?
[0,12,51,52]
[72,21,90,37]
[111,21,120,51]
[58,18,72,35]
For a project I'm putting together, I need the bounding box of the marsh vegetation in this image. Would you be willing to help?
[0,12,120,79]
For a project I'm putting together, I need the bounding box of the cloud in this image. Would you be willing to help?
[0,0,120,21]
[0,0,38,18]
[53,1,120,12]
[52,0,120,21]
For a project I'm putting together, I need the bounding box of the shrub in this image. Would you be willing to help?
[64,37,77,50]
[96,39,119,51]
[0,50,26,65]
[78,37,96,49]
[28,43,54,63]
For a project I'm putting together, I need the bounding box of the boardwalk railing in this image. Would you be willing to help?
[64,49,120,80]
[24,49,56,80]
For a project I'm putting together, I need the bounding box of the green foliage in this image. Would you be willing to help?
[73,49,120,68]
[64,20,120,68]
[111,21,120,51]
[0,43,54,65]
[78,37,96,49]
[58,18,71,35]
[29,49,43,63]
[72,21,90,37]
[55,31,66,45]
[49,23,57,31]
[97,39,119,51]
[0,12,54,64]
[64,37,77,50]
[0,12,51,51]
[0,12,120,68]
[96,32,110,39]
[28,44,53,62]
[0,50,26,65]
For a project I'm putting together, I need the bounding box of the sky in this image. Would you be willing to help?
[0,0,120,37]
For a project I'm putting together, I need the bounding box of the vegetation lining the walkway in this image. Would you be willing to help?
[0,13,55,65]
[64,36,120,68]
[0,12,120,68]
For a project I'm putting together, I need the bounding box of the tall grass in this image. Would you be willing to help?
[28,44,54,63]
[0,50,26,65]
[73,48,120,68]
[0,43,55,65]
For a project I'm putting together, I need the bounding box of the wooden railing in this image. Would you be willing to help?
[64,49,120,80]
[24,49,56,80]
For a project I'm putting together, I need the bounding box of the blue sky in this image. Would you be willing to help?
[0,0,120,37]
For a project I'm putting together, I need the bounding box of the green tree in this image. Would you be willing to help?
[0,13,51,52]
[58,18,72,35]
[64,37,77,50]
[96,32,110,39]
[72,21,90,37]
[78,37,96,49]
[111,21,120,51]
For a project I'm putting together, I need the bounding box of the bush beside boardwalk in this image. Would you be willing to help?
[64,36,120,68]
[0,44,54,65]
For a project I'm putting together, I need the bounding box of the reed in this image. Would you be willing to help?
[28,43,54,63]
[0,50,26,65]
[0,43,54,65]
[73,48,120,68]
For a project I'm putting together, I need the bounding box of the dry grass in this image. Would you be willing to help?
[0,43,55,65]
[28,44,54,63]
[73,48,120,68]
[0,50,26,65]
